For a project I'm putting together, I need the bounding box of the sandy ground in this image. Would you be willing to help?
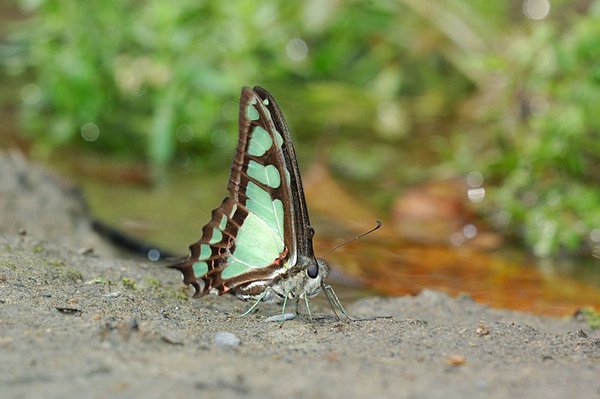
[1,152,599,399]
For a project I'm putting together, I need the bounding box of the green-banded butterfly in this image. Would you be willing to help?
[169,86,352,320]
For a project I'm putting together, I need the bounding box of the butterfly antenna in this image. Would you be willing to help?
[321,220,382,260]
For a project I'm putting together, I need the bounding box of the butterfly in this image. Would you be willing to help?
[169,86,354,320]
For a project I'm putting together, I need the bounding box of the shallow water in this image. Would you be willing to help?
[51,154,600,316]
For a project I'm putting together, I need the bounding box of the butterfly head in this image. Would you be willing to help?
[297,256,330,298]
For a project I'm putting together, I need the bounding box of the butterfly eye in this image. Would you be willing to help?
[307,263,319,279]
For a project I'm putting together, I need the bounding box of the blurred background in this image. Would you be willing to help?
[1,0,599,317]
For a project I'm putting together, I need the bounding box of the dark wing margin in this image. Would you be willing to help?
[168,198,238,297]
[253,86,316,259]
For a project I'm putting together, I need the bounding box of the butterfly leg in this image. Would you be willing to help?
[302,293,314,321]
[238,289,269,318]
[277,294,290,327]
[322,283,356,322]
[280,294,289,316]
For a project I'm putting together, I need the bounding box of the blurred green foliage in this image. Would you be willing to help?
[3,0,600,257]
[450,4,600,257]
[4,0,481,166]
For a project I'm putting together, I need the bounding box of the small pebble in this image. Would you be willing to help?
[103,291,122,299]
[77,247,94,255]
[55,307,81,315]
[264,313,296,323]
[214,332,241,348]
[446,354,466,366]
[161,331,185,346]
[475,321,490,336]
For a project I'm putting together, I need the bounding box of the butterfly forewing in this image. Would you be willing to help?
[170,87,300,298]
[253,87,315,260]
[228,88,297,263]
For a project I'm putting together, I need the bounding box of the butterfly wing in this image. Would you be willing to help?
[253,86,316,262]
[170,86,315,298]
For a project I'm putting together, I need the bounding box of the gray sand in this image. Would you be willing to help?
[1,152,599,398]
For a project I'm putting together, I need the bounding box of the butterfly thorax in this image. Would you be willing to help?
[233,256,329,303]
